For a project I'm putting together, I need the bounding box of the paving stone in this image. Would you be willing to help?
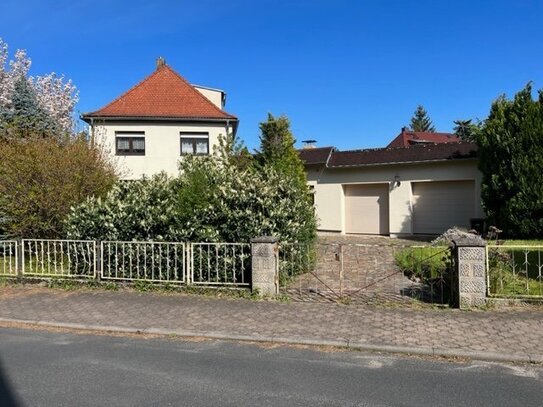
[0,286,542,361]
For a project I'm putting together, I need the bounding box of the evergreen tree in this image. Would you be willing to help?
[453,119,481,142]
[2,76,55,138]
[409,105,436,132]
[478,83,543,237]
[257,113,307,188]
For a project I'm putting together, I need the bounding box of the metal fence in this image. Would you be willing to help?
[100,241,186,283]
[0,239,252,287]
[278,242,453,305]
[190,243,251,286]
[487,245,543,298]
[21,239,97,278]
[0,240,18,277]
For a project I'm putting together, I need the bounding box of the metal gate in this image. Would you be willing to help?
[278,242,453,305]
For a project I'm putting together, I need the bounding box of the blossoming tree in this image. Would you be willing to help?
[0,38,79,136]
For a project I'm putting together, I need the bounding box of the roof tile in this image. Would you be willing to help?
[327,142,478,168]
[82,65,237,121]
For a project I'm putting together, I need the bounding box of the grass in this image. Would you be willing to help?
[0,257,18,276]
[394,246,451,281]
[487,244,543,297]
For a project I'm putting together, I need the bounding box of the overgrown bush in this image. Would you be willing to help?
[0,137,117,238]
[66,154,317,245]
[65,173,178,241]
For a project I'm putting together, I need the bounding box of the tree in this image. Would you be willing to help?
[0,38,78,136]
[453,119,481,142]
[257,113,307,189]
[409,105,436,132]
[0,136,118,238]
[478,83,543,238]
[1,76,55,137]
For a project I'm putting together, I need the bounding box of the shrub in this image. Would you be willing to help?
[0,137,117,238]
[65,173,178,241]
[66,154,317,245]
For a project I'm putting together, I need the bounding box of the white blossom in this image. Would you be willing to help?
[0,38,78,134]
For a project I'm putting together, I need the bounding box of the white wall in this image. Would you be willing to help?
[94,121,232,180]
[193,86,224,109]
[309,160,483,235]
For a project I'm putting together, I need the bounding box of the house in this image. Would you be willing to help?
[81,58,238,180]
[387,127,459,148]
[300,142,483,236]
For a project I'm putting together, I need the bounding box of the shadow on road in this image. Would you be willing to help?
[0,359,21,407]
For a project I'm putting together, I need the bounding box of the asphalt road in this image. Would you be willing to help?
[0,327,542,407]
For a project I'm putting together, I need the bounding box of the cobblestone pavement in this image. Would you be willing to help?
[0,286,542,362]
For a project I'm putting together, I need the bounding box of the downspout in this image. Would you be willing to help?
[90,117,95,146]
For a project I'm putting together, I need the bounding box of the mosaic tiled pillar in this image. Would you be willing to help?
[453,238,487,309]
[251,236,279,297]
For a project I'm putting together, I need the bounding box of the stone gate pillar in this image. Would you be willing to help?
[453,237,487,309]
[250,236,279,297]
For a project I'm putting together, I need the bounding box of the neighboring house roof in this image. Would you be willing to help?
[387,128,459,148]
[326,142,477,168]
[298,146,335,165]
[81,64,237,123]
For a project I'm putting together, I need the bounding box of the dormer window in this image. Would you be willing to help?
[115,132,145,156]
[180,133,209,155]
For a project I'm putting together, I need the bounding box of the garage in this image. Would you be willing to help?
[412,180,475,234]
[344,184,389,234]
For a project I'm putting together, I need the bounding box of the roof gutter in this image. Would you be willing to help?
[80,115,238,125]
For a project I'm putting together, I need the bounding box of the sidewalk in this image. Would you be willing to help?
[0,286,542,363]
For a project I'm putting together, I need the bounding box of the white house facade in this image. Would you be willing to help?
[82,59,238,180]
[300,143,484,236]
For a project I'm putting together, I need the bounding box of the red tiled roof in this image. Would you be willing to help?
[387,130,459,148]
[298,147,334,165]
[82,65,237,121]
[327,142,477,168]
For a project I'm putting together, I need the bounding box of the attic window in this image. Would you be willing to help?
[180,133,209,155]
[115,132,145,156]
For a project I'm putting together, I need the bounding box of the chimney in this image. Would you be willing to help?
[302,139,317,149]
[401,126,409,133]
[156,56,166,69]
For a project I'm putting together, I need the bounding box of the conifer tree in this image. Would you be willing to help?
[257,113,307,188]
[478,83,543,237]
[3,76,55,137]
[453,119,481,142]
[409,105,436,132]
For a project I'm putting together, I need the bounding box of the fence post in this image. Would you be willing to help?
[452,237,487,309]
[17,239,23,278]
[95,241,102,282]
[250,236,278,298]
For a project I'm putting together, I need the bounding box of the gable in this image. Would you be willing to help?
[82,64,237,122]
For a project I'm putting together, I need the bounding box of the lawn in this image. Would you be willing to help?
[487,241,543,297]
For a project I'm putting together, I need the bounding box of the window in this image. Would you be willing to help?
[180,133,209,155]
[115,132,145,156]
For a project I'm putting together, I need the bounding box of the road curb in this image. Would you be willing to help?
[0,317,539,364]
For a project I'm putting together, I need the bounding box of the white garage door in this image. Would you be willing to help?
[412,181,475,234]
[345,184,389,235]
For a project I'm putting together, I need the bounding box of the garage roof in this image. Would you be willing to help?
[326,142,477,168]
[298,146,335,165]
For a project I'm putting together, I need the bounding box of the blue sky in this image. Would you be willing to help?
[1,0,542,150]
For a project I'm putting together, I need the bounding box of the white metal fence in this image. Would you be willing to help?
[100,241,186,283]
[190,243,251,286]
[0,239,251,287]
[487,245,543,298]
[0,240,18,277]
[21,239,97,278]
